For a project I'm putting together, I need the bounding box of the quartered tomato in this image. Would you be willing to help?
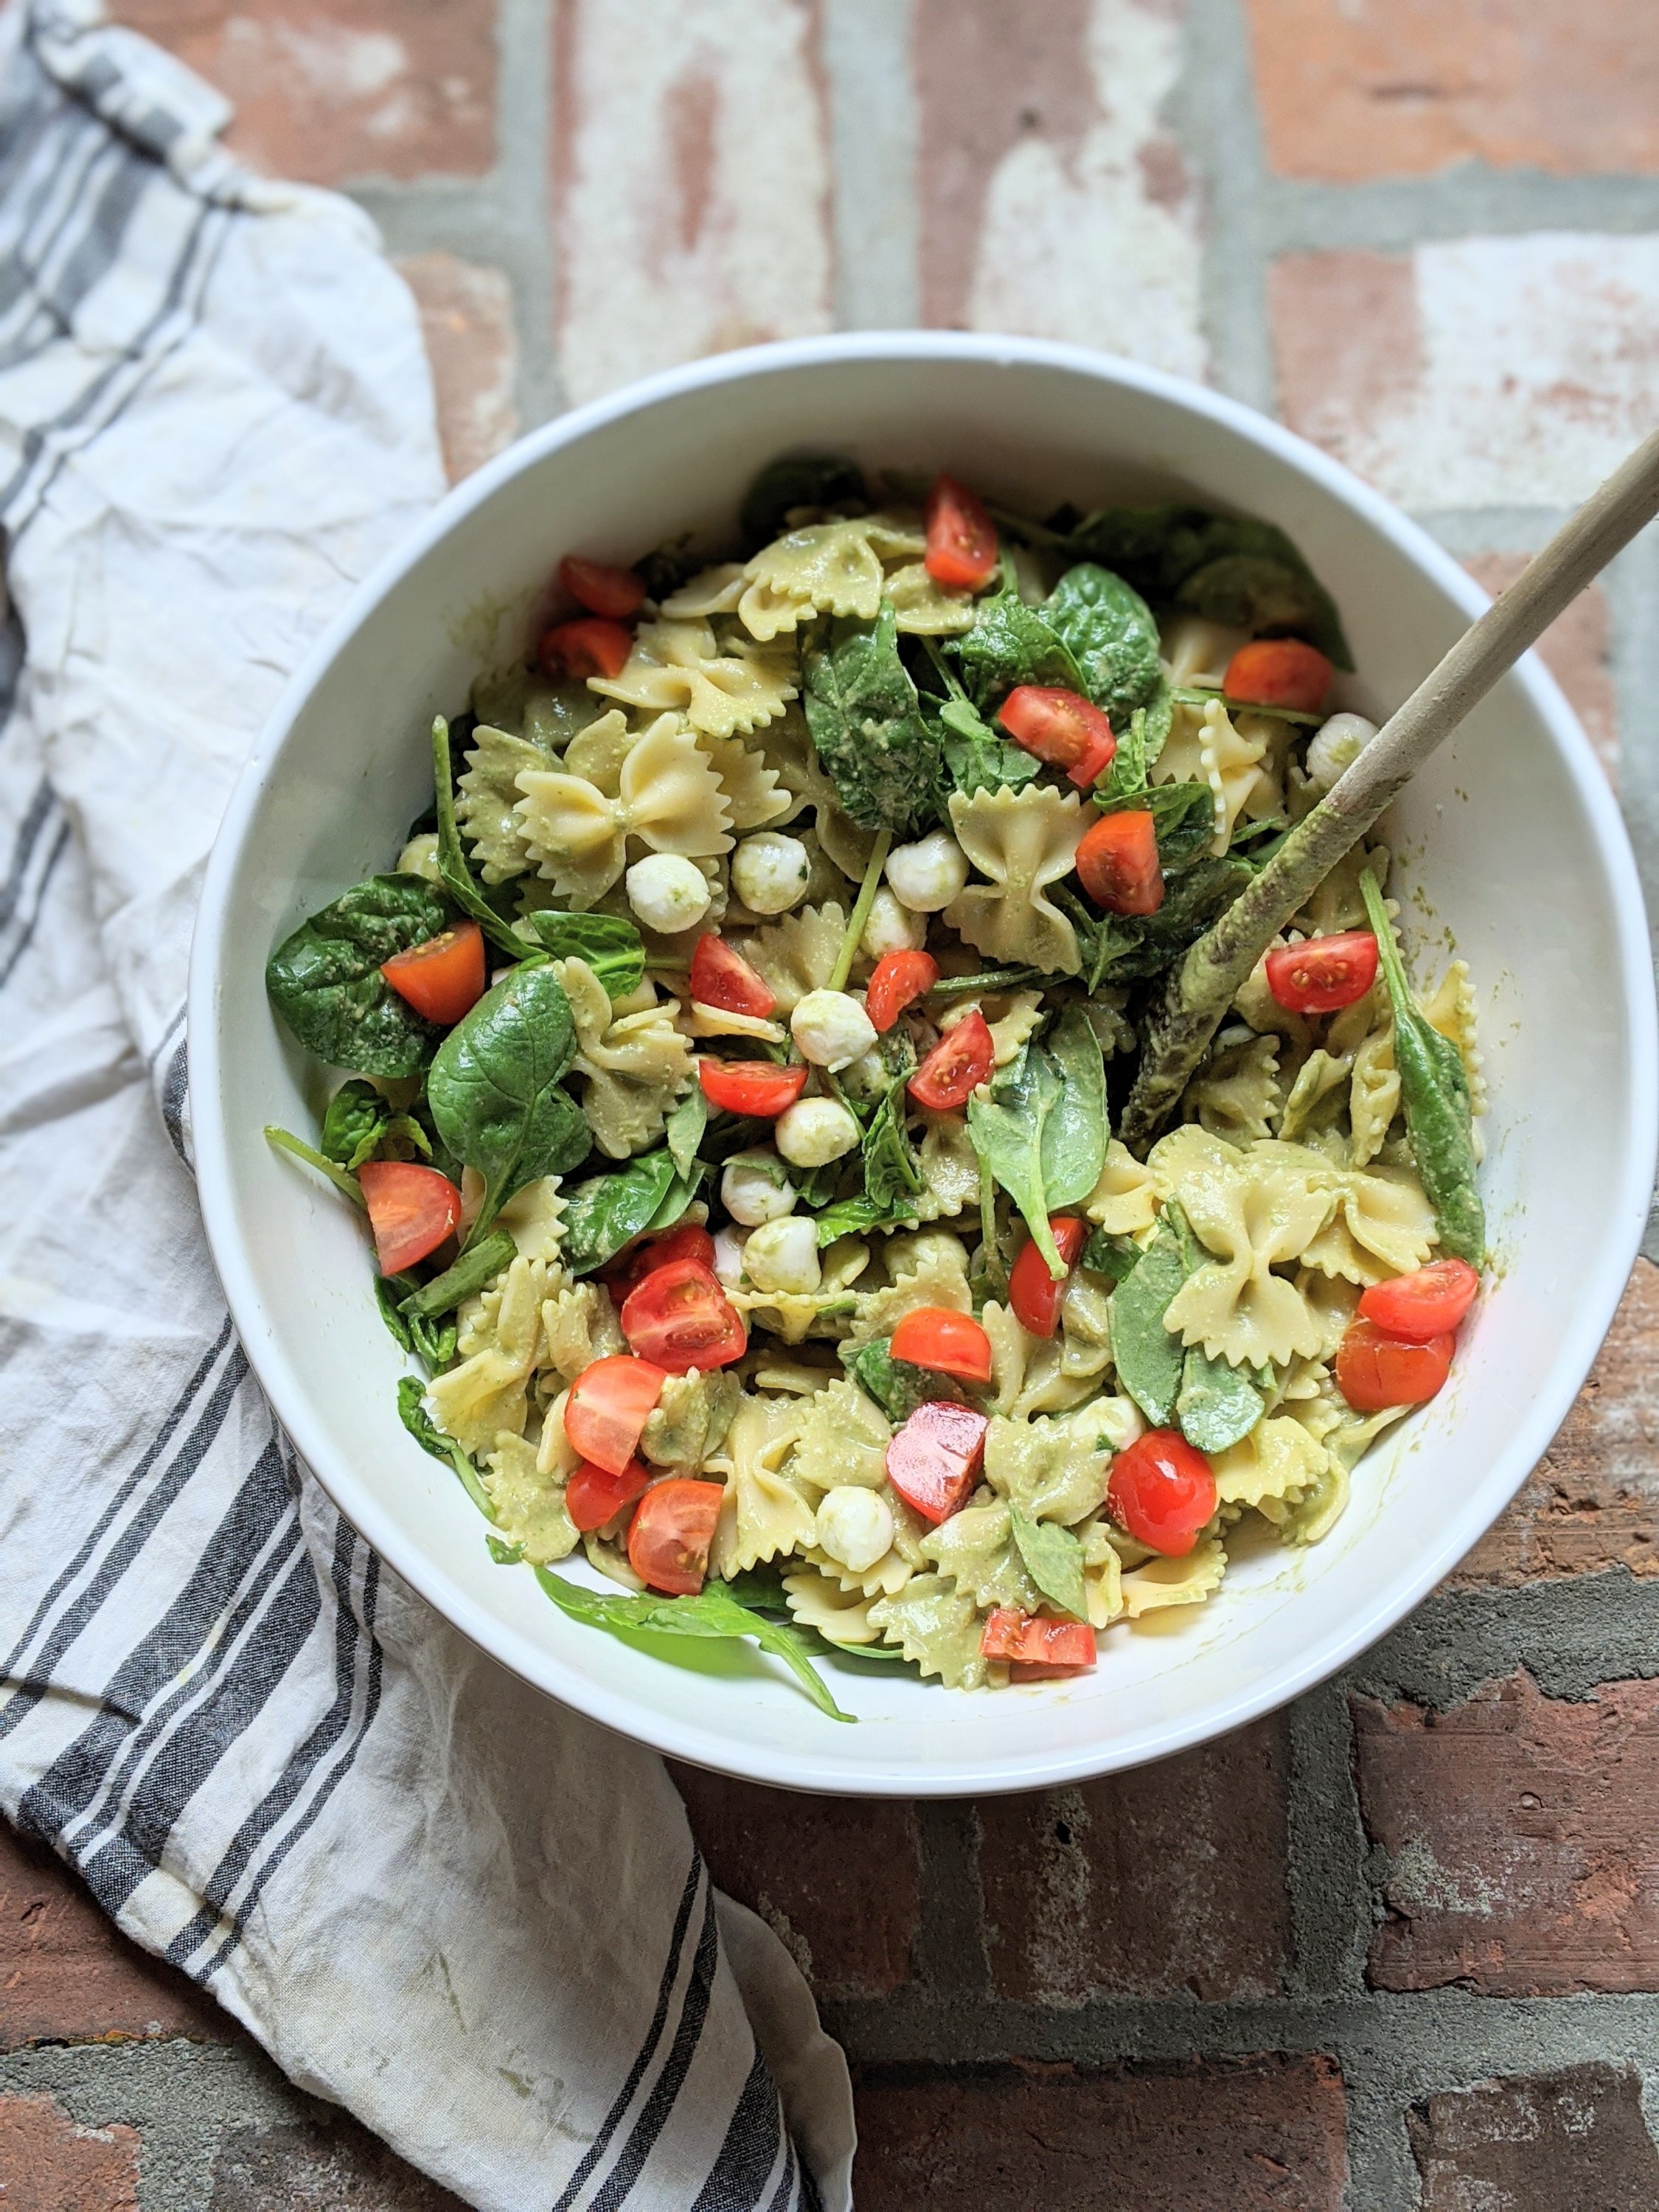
[627,1478,725,1597]
[379,920,486,1026]
[888,1307,994,1383]
[1222,638,1332,712]
[1335,1321,1454,1413]
[908,1012,993,1111]
[885,1402,989,1526]
[566,1456,653,1534]
[866,950,939,1034]
[1106,1429,1217,1557]
[357,1162,462,1275]
[689,934,777,1018]
[697,1058,810,1118]
[997,686,1116,787]
[602,1222,718,1301]
[559,554,646,621]
[1265,931,1378,1015]
[563,1354,668,1476]
[1077,810,1164,917]
[538,616,633,681]
[980,1607,1096,1674]
[1007,1216,1089,1337]
[1358,1258,1481,1342]
[620,1258,748,1374]
[923,473,998,591]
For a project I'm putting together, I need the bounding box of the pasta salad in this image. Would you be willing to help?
[265,455,1486,1714]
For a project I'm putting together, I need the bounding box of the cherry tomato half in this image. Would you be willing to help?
[566,1455,652,1534]
[602,1222,718,1301]
[1335,1321,1454,1413]
[627,1478,726,1597]
[1265,931,1379,1015]
[559,554,646,622]
[1358,1257,1481,1342]
[923,473,998,592]
[563,1354,668,1476]
[888,1306,994,1383]
[689,934,777,1018]
[908,1011,994,1112]
[358,1161,462,1276]
[1106,1428,1217,1557]
[697,1058,810,1118]
[1077,810,1164,917]
[979,1607,1096,1672]
[1222,638,1332,713]
[866,950,939,1034]
[885,1402,989,1526]
[620,1258,748,1374]
[997,686,1116,788]
[538,616,633,681]
[1007,1216,1090,1338]
[379,920,486,1026]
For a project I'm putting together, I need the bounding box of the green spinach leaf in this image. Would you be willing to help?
[664,1086,708,1180]
[428,964,588,1241]
[526,909,645,1000]
[935,694,1041,800]
[1082,1227,1140,1283]
[397,1375,495,1520]
[740,453,867,550]
[264,1125,366,1208]
[967,1007,1106,1275]
[842,1336,962,1425]
[1108,1214,1189,1427]
[321,1079,386,1167]
[1043,563,1164,726]
[1176,1345,1263,1453]
[1009,1505,1088,1621]
[430,717,540,961]
[813,1194,908,1245]
[399,1229,517,1321]
[950,563,1084,711]
[561,1149,684,1276]
[863,1074,924,1217]
[802,604,943,835]
[266,874,451,1078]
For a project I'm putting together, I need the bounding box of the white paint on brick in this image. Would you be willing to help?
[966,0,1206,381]
[555,0,832,405]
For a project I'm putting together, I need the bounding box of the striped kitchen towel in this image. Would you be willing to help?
[0,4,855,2205]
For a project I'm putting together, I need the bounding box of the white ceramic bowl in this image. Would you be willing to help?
[190,333,1657,1797]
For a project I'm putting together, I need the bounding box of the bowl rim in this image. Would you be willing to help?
[189,329,1659,1796]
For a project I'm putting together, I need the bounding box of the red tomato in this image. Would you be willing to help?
[697,1058,810,1118]
[908,1012,994,1112]
[602,1222,718,1301]
[559,555,646,621]
[888,1307,994,1383]
[621,1259,748,1374]
[1007,1216,1090,1338]
[1222,638,1332,712]
[866,950,939,1034]
[1265,931,1379,1015]
[979,1607,1096,1672]
[1106,1429,1217,1557]
[923,473,998,592]
[379,920,486,1026]
[886,1402,989,1526]
[997,686,1116,788]
[566,1456,652,1534]
[1077,811,1164,917]
[1358,1257,1481,1342]
[689,934,777,1018]
[538,616,633,681]
[1335,1321,1454,1413]
[563,1354,668,1476]
[627,1478,725,1597]
[357,1162,462,1275]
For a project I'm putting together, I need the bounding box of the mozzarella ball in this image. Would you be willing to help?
[731,831,811,916]
[742,1215,821,1295]
[1305,712,1377,794]
[776,1097,860,1168]
[625,853,712,934]
[839,1048,891,1106]
[886,830,970,913]
[790,989,877,1071]
[712,1225,749,1287]
[815,1486,894,1574]
[396,831,444,886]
[860,887,928,961]
[720,1152,796,1227]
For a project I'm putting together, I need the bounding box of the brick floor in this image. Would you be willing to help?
[0,2094,142,2212]
[395,252,520,484]
[1411,2065,1659,2210]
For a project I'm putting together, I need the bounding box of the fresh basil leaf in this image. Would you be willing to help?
[841,1336,960,1425]
[1082,1227,1140,1283]
[266,874,451,1078]
[950,566,1084,711]
[428,964,588,1240]
[430,717,539,961]
[321,1078,389,1169]
[562,1149,682,1276]
[526,909,645,1000]
[1108,1214,1189,1427]
[1043,563,1164,726]
[397,1375,494,1520]
[740,453,868,550]
[664,1085,708,1180]
[802,603,944,835]
[264,1125,367,1208]
[398,1229,517,1321]
[1176,1344,1263,1454]
[1009,1505,1088,1621]
[936,694,1040,800]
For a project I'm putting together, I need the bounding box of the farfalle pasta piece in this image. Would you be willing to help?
[790,1380,891,1492]
[914,1110,979,1222]
[562,709,635,796]
[1277,1046,1352,1144]
[516,712,733,905]
[782,1568,883,1645]
[1145,1122,1240,1203]
[1300,1163,1437,1286]
[640,1370,741,1470]
[920,1496,1042,1613]
[1209,1416,1326,1515]
[554,956,694,1160]
[537,1283,625,1402]
[738,902,846,1013]
[697,732,791,830]
[1153,698,1270,855]
[706,1395,814,1577]
[455,724,549,882]
[939,990,1044,1068]
[849,1234,974,1346]
[737,512,927,641]
[944,785,1086,977]
[982,1405,1114,1526]
[1184,1029,1281,1144]
[869,1573,1001,1690]
[1085,1138,1159,1238]
[882,560,975,634]
[1293,840,1390,938]
[660,563,746,619]
[1424,957,1487,1119]
[591,617,798,738]
[428,1256,550,1457]
[1158,613,1248,688]
[1164,1158,1334,1368]
[482,1434,580,1565]
[1120,1540,1225,1619]
[802,1484,929,1600]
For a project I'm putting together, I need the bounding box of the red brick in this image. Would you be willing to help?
[977,1716,1290,2004]
[1244,0,1659,183]
[0,1822,224,2051]
[1458,1261,1659,1586]
[1355,1671,1659,1994]
[1411,2065,1659,2211]
[208,2118,466,2211]
[854,2056,1348,2211]
[670,1767,919,1999]
[0,2094,140,2212]
[396,253,519,485]
[108,1,496,184]
[1460,556,1618,780]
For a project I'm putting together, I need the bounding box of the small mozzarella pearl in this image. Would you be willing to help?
[720,1154,796,1227]
[731,831,811,915]
[742,1215,821,1295]
[1305,712,1377,794]
[712,1225,749,1286]
[790,989,877,1071]
[860,887,928,961]
[776,1097,860,1168]
[625,853,712,934]
[815,1486,894,1573]
[396,831,444,886]
[886,830,970,913]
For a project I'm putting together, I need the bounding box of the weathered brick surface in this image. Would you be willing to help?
[912,0,1205,377]
[1459,1261,1659,1586]
[0,1821,223,2051]
[0,2093,141,2212]
[1461,555,1618,779]
[854,2056,1348,2210]
[977,1716,1290,2004]
[1410,2064,1659,2211]
[109,1,497,184]
[208,2117,467,2211]
[1245,0,1659,183]
[396,252,519,484]
[1355,1671,1659,1994]
[671,1767,920,1998]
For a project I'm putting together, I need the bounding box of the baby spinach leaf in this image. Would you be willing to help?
[264,1125,367,1208]
[664,1086,708,1181]
[935,694,1041,800]
[1176,1345,1263,1454]
[802,604,944,835]
[740,452,867,550]
[842,1336,962,1425]
[1064,501,1210,591]
[863,1074,925,1216]
[1043,563,1164,726]
[321,1079,387,1168]
[398,1229,517,1321]
[526,910,645,1000]
[561,1149,683,1276]
[1082,1227,1141,1283]
[487,1535,526,1565]
[1042,1005,1110,1209]
[1099,781,1217,876]
[430,717,540,961]
[397,1375,495,1520]
[428,964,588,1240]
[814,1194,910,1245]
[967,1009,1105,1276]
[950,565,1084,711]
[1108,1214,1189,1427]
[266,875,451,1078]
[374,1274,415,1353]
[1009,1505,1088,1621]
[632,533,703,603]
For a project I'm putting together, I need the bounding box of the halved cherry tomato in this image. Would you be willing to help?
[538,616,633,681]
[888,1307,993,1383]
[1077,810,1163,917]
[886,1402,989,1525]
[566,1455,653,1534]
[908,1012,994,1111]
[358,1162,462,1275]
[923,473,998,591]
[980,1607,1096,1672]
[1358,1257,1481,1342]
[379,920,486,1026]
[866,950,939,1034]
[1107,1428,1217,1557]
[697,1058,810,1118]
[602,1222,718,1301]
[621,1258,748,1374]
[689,934,776,1018]
[563,1354,668,1476]
[997,686,1116,788]
[1008,1216,1090,1337]
[1222,638,1332,712]
[1335,1320,1454,1413]
[627,1478,725,1597]
[1265,931,1378,1015]
[560,554,646,622]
